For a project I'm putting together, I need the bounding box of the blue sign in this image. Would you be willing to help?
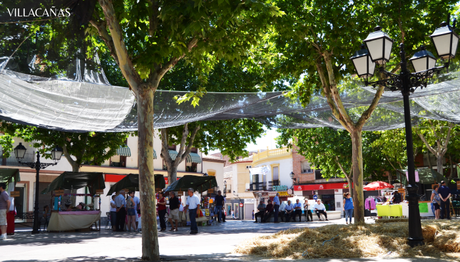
[313,194,318,200]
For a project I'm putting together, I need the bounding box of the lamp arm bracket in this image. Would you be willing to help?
[18,161,58,170]
[365,63,449,93]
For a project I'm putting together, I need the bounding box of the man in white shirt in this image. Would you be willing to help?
[133,195,140,229]
[109,195,117,231]
[278,201,287,222]
[185,188,200,234]
[314,199,328,221]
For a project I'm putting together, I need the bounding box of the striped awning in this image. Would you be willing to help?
[116,146,131,157]
[187,152,202,163]
[153,149,157,159]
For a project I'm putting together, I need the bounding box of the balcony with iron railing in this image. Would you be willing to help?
[248,180,280,191]
[252,148,291,165]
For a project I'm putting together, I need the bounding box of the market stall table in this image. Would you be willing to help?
[47,211,101,232]
[376,204,403,217]
[401,201,433,217]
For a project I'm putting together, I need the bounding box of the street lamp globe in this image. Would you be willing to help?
[14,143,27,159]
[364,26,394,64]
[430,21,459,60]
[51,146,64,161]
[409,46,437,73]
[350,44,376,78]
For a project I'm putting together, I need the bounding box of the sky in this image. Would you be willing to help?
[208,128,280,155]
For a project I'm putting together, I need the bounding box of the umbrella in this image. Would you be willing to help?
[363,181,394,191]
[164,175,217,193]
[106,174,165,196]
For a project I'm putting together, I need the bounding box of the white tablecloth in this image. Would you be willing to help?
[48,211,100,232]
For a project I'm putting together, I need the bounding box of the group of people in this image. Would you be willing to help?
[431,180,453,220]
[109,190,140,232]
[254,193,332,223]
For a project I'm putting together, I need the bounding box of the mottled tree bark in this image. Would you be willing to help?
[351,129,364,223]
[137,86,159,261]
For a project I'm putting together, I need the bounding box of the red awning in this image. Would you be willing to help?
[293,182,349,191]
[105,174,126,183]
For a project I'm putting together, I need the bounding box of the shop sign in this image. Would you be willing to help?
[272,185,288,191]
[54,190,64,196]
[287,189,292,194]
[164,177,168,184]
[208,188,214,193]
[295,183,349,191]
[239,203,244,207]
[313,194,318,200]
[278,191,290,197]
[10,191,20,197]
[96,189,104,194]
[457,181,460,190]
[178,191,183,195]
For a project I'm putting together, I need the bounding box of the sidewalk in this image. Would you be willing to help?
[1,219,458,262]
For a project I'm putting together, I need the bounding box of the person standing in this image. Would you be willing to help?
[273,193,280,223]
[157,192,167,231]
[133,194,140,230]
[168,191,180,231]
[115,190,126,231]
[110,195,117,231]
[438,181,452,219]
[303,199,313,222]
[431,184,441,219]
[314,199,328,221]
[293,199,302,222]
[185,188,200,234]
[0,183,11,240]
[343,192,353,224]
[126,191,137,232]
[214,190,224,222]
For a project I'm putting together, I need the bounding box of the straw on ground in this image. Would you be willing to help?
[234,220,460,259]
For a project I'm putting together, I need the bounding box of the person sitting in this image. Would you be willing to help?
[263,200,274,222]
[304,199,313,222]
[284,200,295,222]
[278,201,286,222]
[392,191,402,204]
[254,200,266,223]
[314,199,328,221]
[293,199,302,222]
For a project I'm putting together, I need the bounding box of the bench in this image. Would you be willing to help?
[263,210,342,222]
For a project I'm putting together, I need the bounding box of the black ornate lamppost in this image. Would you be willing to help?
[14,143,63,234]
[350,17,458,247]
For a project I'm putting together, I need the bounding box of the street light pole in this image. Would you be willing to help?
[14,143,62,234]
[350,18,458,247]
[399,44,424,245]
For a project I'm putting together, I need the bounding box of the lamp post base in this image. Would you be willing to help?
[408,237,424,247]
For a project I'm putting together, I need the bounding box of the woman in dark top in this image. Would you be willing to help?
[157,192,167,231]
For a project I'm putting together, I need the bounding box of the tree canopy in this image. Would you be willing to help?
[0,122,131,172]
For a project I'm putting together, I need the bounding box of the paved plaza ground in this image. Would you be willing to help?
[1,218,458,262]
